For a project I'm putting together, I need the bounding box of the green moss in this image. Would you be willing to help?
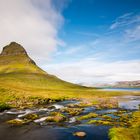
[61,108,84,116]
[109,111,140,140]
[113,110,128,117]
[46,113,66,123]
[7,119,27,126]
[131,111,140,127]
[77,113,98,120]
[87,120,97,124]
[109,127,138,140]
[23,113,39,120]
[0,102,11,112]
[87,119,113,126]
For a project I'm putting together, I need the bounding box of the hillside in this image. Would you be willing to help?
[0,42,97,105]
[0,42,46,74]
[0,42,139,108]
[0,42,90,89]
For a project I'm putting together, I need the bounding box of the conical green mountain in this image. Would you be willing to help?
[0,42,92,101]
[0,42,45,74]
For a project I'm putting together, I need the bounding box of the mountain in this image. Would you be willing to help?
[113,81,140,88]
[0,42,93,103]
[89,81,140,88]
[0,42,45,74]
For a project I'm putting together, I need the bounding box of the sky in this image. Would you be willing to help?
[0,0,140,85]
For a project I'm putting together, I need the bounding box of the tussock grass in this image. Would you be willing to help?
[109,111,140,140]
[0,72,139,108]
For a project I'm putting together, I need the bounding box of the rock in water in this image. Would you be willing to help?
[73,131,87,137]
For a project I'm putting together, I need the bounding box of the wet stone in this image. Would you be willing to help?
[73,131,87,137]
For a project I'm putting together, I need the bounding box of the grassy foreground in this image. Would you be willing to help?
[109,111,140,140]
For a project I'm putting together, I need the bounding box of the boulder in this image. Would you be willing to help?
[73,131,87,137]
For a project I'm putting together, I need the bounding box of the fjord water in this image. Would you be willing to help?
[0,96,140,140]
[102,87,140,91]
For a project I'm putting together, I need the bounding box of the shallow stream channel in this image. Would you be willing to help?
[0,96,140,140]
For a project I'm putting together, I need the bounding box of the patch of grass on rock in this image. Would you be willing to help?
[87,120,114,126]
[61,108,84,116]
[0,102,11,112]
[7,119,28,126]
[23,113,39,120]
[46,112,66,123]
[77,113,98,121]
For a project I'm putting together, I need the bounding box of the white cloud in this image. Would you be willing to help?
[110,12,140,30]
[124,25,140,42]
[45,59,140,85]
[0,0,65,65]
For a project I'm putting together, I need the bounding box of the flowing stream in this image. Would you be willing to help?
[0,96,140,140]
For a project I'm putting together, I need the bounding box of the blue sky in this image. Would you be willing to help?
[46,0,140,85]
[0,0,140,85]
[53,0,140,63]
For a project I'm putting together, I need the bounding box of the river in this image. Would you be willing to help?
[0,95,140,140]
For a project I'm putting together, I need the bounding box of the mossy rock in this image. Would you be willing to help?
[77,113,98,120]
[109,127,137,140]
[46,113,66,123]
[7,119,27,126]
[61,108,84,116]
[109,111,140,140]
[68,102,92,108]
[22,113,39,120]
[87,120,113,126]
[101,115,112,121]
[0,102,11,112]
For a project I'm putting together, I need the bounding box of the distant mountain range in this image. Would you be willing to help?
[112,81,140,88]
[79,81,140,88]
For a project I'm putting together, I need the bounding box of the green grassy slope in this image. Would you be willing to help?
[0,42,139,108]
[0,42,96,104]
[0,54,46,74]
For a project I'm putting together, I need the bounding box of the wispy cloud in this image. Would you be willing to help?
[124,25,140,42]
[56,46,83,56]
[110,12,140,30]
[109,12,140,43]
[0,0,66,65]
[45,58,140,85]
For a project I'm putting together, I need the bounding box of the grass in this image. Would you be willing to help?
[7,119,26,126]
[0,102,11,111]
[46,112,66,123]
[0,45,140,109]
[109,111,140,140]
[77,113,98,120]
[0,72,139,109]
[87,120,113,126]
[61,108,84,116]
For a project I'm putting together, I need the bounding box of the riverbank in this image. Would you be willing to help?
[1,85,140,111]
[0,95,140,140]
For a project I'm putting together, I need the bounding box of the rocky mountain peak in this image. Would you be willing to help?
[0,42,37,66]
[1,42,27,56]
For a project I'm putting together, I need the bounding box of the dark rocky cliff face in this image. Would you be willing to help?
[1,42,27,56]
[0,42,36,65]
